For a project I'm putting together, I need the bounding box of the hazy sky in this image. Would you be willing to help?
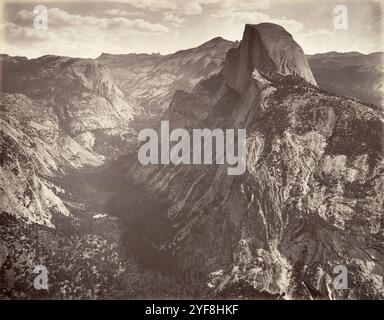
[1,0,383,58]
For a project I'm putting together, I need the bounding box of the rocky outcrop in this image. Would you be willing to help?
[113,23,384,299]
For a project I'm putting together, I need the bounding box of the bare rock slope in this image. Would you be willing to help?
[0,55,137,225]
[113,23,384,299]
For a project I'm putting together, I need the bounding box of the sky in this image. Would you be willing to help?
[1,0,383,58]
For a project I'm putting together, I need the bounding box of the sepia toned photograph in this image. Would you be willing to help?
[0,0,383,303]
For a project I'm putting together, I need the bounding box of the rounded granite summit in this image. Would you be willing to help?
[224,23,317,94]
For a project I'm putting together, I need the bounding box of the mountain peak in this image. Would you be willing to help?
[198,36,226,46]
[224,23,317,94]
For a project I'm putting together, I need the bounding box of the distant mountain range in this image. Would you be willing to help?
[307,51,383,107]
[97,37,236,117]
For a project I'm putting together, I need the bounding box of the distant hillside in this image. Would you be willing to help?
[307,51,383,107]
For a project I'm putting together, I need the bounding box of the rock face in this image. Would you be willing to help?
[0,37,235,228]
[224,24,317,95]
[111,23,384,299]
[0,92,102,226]
[1,94,67,226]
[1,55,138,158]
[0,55,137,226]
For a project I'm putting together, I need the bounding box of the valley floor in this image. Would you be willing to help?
[0,166,207,300]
